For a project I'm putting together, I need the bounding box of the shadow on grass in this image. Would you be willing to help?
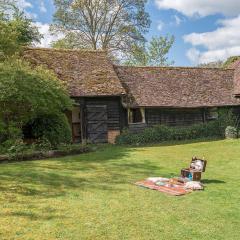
[4,211,67,221]
[0,138,223,200]
[202,179,226,184]
[0,146,165,199]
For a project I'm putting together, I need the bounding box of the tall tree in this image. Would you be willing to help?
[0,2,41,59]
[125,35,175,66]
[51,0,150,54]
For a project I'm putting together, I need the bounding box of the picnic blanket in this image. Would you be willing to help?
[135,180,191,196]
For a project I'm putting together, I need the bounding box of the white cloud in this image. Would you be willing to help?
[184,15,240,64]
[13,0,39,19]
[39,0,47,13]
[155,0,240,17]
[186,48,201,64]
[173,15,183,26]
[16,0,33,10]
[34,22,64,48]
[157,20,165,31]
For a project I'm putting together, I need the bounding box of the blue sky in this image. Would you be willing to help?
[20,0,240,66]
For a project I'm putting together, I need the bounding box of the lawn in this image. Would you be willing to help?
[0,140,239,240]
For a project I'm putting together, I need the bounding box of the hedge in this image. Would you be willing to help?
[116,108,237,145]
[116,121,231,145]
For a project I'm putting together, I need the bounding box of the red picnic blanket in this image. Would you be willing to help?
[135,180,191,196]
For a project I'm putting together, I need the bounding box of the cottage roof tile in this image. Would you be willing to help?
[114,65,240,108]
[23,48,126,97]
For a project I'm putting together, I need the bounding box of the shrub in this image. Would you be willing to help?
[116,121,229,145]
[28,114,71,147]
[116,108,237,145]
[0,58,72,133]
[30,114,72,147]
[225,126,238,139]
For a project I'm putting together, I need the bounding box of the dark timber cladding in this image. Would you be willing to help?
[146,108,204,126]
[80,97,126,143]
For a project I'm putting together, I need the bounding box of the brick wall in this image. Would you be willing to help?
[108,130,120,144]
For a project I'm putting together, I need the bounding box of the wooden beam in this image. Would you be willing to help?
[140,108,146,123]
[128,108,133,124]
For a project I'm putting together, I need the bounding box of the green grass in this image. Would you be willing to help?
[0,139,240,240]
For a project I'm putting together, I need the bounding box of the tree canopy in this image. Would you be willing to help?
[0,58,73,129]
[125,35,175,66]
[0,1,41,59]
[51,0,150,55]
[0,3,72,145]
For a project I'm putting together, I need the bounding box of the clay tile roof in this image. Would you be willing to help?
[229,60,240,96]
[114,66,240,108]
[23,48,126,97]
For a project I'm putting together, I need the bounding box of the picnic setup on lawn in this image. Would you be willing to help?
[135,157,207,196]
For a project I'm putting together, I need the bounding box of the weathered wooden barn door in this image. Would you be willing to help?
[86,105,108,143]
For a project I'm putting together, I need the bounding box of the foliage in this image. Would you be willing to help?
[125,35,175,66]
[51,0,150,55]
[225,126,238,139]
[0,58,73,141]
[223,56,240,68]
[198,60,224,68]
[0,2,41,58]
[29,114,72,147]
[116,109,236,145]
[0,1,72,150]
[51,32,85,49]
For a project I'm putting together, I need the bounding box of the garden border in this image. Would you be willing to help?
[0,147,91,163]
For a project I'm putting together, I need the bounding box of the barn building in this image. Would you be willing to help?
[24,48,240,143]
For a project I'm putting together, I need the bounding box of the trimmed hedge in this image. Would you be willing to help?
[116,121,230,145]
[116,108,237,145]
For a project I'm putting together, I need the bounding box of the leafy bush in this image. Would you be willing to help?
[225,126,238,139]
[29,114,72,147]
[0,58,72,128]
[116,109,237,145]
[0,57,72,146]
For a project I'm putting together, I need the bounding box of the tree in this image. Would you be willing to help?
[0,2,72,146]
[198,61,224,68]
[0,2,41,59]
[223,56,240,68]
[125,35,175,66]
[51,0,150,54]
[0,58,73,140]
[51,32,81,49]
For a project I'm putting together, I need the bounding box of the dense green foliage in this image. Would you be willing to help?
[116,109,236,145]
[0,58,72,128]
[0,3,73,149]
[0,58,72,148]
[225,126,238,139]
[29,114,72,146]
[125,35,175,66]
[0,4,41,58]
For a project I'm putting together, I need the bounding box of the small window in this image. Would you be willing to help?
[128,108,145,124]
[132,109,143,123]
[206,108,218,120]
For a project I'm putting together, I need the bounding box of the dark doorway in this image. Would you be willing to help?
[86,105,108,143]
